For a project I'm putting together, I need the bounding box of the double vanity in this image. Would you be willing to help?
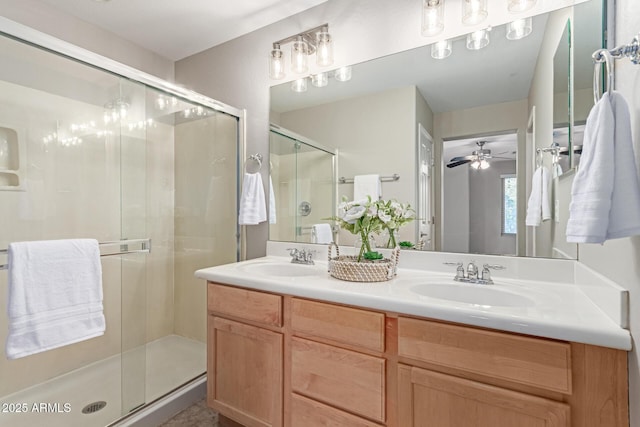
[195,242,631,427]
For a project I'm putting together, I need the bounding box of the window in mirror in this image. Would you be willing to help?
[502,175,517,235]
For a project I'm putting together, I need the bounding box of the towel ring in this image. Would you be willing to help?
[245,154,262,174]
[593,48,614,103]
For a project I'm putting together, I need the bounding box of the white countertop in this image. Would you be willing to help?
[195,255,632,351]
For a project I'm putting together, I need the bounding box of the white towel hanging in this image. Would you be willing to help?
[566,91,640,243]
[238,173,267,225]
[526,166,551,227]
[6,239,105,359]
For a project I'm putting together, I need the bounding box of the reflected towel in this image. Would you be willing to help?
[353,174,382,201]
[6,239,105,359]
[567,91,640,243]
[238,173,267,225]
[269,176,277,224]
[312,223,333,244]
[525,166,551,227]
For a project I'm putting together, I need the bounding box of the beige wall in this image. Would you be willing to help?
[279,86,419,246]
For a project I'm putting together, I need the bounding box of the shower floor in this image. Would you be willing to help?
[0,335,206,427]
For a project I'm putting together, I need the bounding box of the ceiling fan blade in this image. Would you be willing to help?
[449,155,474,162]
[446,159,472,168]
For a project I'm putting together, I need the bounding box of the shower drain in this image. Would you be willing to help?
[82,401,107,414]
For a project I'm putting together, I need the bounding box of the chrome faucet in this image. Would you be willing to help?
[444,261,505,285]
[466,261,478,280]
[287,248,315,265]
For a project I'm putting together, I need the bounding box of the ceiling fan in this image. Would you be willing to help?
[446,141,510,169]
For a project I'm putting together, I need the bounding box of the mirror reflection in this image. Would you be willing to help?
[270,2,605,259]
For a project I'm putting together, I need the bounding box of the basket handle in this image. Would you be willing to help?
[388,247,401,279]
[327,242,339,272]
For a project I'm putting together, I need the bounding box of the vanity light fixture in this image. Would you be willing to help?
[269,24,334,80]
[466,28,491,50]
[431,39,452,59]
[334,66,352,82]
[422,0,445,37]
[506,17,532,40]
[508,0,537,13]
[462,0,488,26]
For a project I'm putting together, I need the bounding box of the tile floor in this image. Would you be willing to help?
[160,400,245,427]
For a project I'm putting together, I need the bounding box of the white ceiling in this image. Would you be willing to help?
[36,0,328,60]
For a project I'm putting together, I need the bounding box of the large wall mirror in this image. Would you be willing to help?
[269,0,605,260]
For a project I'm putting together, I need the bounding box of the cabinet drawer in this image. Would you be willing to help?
[291,337,386,422]
[291,298,385,352]
[291,393,382,427]
[398,317,572,394]
[208,283,282,327]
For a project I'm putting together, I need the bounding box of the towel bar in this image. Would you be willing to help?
[0,238,152,271]
[339,174,400,184]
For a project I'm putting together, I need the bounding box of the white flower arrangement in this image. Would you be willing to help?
[331,196,414,260]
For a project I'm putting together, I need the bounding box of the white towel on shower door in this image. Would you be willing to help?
[6,239,105,359]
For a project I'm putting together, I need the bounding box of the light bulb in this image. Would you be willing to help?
[291,78,308,93]
[431,39,452,59]
[311,73,328,88]
[316,27,334,67]
[422,0,444,37]
[291,36,309,74]
[506,17,532,40]
[466,28,490,50]
[480,159,490,169]
[462,0,488,25]
[334,66,352,82]
[470,159,480,169]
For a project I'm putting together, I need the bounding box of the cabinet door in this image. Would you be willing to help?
[208,316,283,427]
[398,364,569,427]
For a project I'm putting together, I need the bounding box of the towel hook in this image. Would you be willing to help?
[245,154,263,174]
[592,48,615,103]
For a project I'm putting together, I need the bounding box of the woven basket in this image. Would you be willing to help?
[327,243,400,282]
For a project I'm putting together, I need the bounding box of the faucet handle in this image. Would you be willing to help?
[444,262,465,280]
[286,248,299,257]
[481,264,506,283]
[482,264,505,270]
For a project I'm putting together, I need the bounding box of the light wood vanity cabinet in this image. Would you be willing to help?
[207,283,284,427]
[207,282,629,427]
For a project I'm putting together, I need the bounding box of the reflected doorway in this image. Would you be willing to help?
[441,132,518,256]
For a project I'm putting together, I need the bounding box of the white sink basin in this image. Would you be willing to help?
[410,283,535,307]
[240,261,324,278]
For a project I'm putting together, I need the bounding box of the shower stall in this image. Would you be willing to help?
[268,125,335,243]
[0,20,242,427]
